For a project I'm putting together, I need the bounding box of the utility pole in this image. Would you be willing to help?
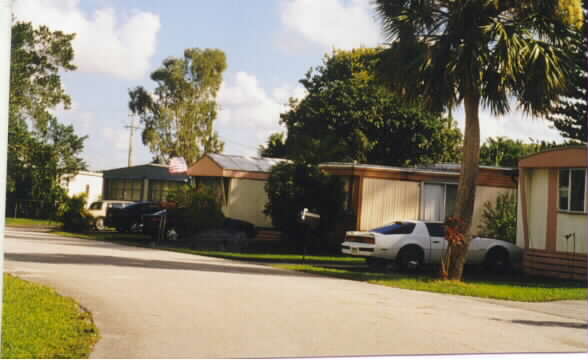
[0,0,12,347]
[125,114,141,167]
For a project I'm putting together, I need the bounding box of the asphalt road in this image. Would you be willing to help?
[4,228,587,358]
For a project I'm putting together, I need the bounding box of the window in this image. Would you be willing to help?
[425,223,445,237]
[149,181,182,202]
[559,169,586,212]
[89,202,103,210]
[423,183,458,221]
[106,179,143,201]
[370,222,416,235]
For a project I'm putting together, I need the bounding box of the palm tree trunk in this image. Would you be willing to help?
[447,93,480,280]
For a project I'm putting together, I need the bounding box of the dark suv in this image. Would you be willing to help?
[106,201,163,233]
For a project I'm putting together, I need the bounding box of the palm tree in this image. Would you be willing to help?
[374,0,583,280]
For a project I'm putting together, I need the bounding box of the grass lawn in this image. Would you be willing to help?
[276,264,588,302]
[5,217,62,228]
[2,274,99,358]
[168,249,364,264]
[50,230,363,264]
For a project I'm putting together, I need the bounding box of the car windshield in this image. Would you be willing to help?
[89,202,102,210]
[370,222,415,235]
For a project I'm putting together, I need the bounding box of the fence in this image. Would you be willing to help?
[5,199,58,220]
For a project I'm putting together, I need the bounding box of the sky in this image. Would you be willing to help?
[12,0,566,171]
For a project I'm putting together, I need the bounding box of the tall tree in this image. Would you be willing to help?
[10,22,76,132]
[278,48,462,166]
[129,48,227,166]
[547,15,587,142]
[375,0,583,280]
[8,21,85,217]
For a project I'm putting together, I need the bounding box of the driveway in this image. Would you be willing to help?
[4,228,587,358]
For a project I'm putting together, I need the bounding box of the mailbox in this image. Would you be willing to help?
[298,208,320,229]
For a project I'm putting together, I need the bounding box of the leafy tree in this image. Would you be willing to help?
[375,0,582,280]
[264,162,345,250]
[258,132,288,158]
[10,22,76,132]
[129,48,227,165]
[478,192,517,244]
[7,22,85,218]
[278,48,462,165]
[479,137,569,167]
[547,17,587,142]
[8,118,87,218]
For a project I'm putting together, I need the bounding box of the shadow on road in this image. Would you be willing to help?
[5,252,320,279]
[492,318,587,329]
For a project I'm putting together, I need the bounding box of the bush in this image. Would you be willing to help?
[57,194,93,233]
[478,191,517,243]
[264,161,345,250]
[168,185,225,235]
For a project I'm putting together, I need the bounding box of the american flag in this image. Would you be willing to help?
[168,157,188,174]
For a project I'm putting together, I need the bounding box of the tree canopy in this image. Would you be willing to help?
[375,0,583,280]
[277,48,463,166]
[129,48,227,166]
[10,21,76,132]
[479,137,568,167]
[547,13,587,142]
[258,132,288,158]
[8,21,86,218]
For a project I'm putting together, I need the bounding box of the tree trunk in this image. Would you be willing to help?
[447,93,480,280]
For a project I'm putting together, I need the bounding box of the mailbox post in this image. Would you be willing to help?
[298,208,320,263]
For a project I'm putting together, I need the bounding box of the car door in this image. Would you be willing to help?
[425,222,446,263]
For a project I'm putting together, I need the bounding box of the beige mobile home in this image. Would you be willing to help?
[320,163,516,232]
[517,146,587,280]
[187,153,286,228]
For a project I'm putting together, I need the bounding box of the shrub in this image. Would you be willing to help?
[168,185,225,235]
[57,194,93,233]
[264,161,345,249]
[478,191,517,243]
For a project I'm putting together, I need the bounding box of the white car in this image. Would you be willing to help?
[341,220,521,272]
[87,200,133,231]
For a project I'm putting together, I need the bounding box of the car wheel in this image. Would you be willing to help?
[397,246,423,272]
[366,257,388,272]
[94,217,105,231]
[165,227,180,241]
[484,247,510,274]
[129,222,142,233]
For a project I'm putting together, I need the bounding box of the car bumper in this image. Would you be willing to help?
[341,243,375,257]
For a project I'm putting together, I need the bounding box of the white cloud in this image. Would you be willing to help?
[279,0,383,51]
[13,0,160,80]
[216,72,306,156]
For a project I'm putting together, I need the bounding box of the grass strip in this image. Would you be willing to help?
[51,231,149,243]
[276,264,588,302]
[2,274,99,358]
[6,217,62,227]
[50,230,363,264]
[167,249,364,264]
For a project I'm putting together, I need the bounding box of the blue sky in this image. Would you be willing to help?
[13,0,565,171]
